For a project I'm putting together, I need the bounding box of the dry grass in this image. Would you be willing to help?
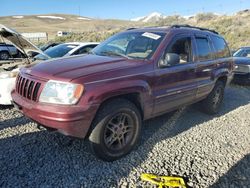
[0,14,141,40]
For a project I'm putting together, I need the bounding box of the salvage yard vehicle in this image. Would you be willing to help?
[0,24,99,105]
[0,24,50,105]
[12,25,234,161]
[232,46,250,84]
[0,43,19,60]
[233,58,250,84]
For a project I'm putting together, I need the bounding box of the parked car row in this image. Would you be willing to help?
[0,24,248,161]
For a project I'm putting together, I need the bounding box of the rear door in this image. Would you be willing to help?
[152,34,197,115]
[193,35,216,99]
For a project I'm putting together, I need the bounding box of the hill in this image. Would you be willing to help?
[0,14,141,40]
[134,10,250,49]
[0,10,249,49]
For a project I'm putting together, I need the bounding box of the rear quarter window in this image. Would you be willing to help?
[211,36,231,58]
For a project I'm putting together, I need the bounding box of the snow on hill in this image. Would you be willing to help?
[12,16,24,19]
[130,16,145,22]
[182,15,195,19]
[37,15,65,20]
[131,12,166,23]
[131,12,224,22]
[77,17,91,21]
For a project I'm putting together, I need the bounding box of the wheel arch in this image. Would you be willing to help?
[212,68,229,86]
[95,92,144,120]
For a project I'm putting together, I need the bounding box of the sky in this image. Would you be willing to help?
[1,0,250,19]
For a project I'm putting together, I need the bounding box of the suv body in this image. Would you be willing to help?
[12,25,233,161]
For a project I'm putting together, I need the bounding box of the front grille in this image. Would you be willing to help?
[16,74,41,102]
[235,65,249,73]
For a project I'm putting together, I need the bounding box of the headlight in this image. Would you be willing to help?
[0,72,18,79]
[39,80,84,105]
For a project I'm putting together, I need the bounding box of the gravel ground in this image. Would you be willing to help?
[0,84,249,188]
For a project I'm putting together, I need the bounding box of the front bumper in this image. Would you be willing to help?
[11,91,99,138]
[0,77,16,105]
[233,72,250,84]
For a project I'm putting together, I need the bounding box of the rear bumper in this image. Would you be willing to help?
[11,91,99,138]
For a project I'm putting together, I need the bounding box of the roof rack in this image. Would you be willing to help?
[171,24,218,34]
[126,28,137,30]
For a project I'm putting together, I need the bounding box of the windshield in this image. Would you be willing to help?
[35,43,78,60]
[92,31,165,60]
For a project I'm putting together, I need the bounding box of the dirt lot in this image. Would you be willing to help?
[0,84,249,187]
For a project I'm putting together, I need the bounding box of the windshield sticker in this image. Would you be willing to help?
[142,32,161,40]
[67,45,77,48]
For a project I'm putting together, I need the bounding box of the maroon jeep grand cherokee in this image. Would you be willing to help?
[12,25,234,161]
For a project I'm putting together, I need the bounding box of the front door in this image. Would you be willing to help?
[152,34,197,116]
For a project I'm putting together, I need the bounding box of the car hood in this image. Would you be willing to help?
[24,54,143,82]
[0,24,50,60]
[233,57,250,65]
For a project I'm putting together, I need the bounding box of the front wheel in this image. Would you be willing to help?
[88,98,142,161]
[199,81,225,114]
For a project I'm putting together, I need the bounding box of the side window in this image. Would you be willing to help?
[211,36,230,58]
[195,37,212,61]
[165,36,192,64]
[243,49,250,57]
[74,45,97,55]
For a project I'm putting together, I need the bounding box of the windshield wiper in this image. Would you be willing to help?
[99,51,131,59]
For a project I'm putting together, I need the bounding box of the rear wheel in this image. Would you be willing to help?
[88,98,141,161]
[199,81,225,114]
[0,51,10,60]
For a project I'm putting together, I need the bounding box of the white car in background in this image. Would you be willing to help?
[34,42,99,61]
[0,25,99,105]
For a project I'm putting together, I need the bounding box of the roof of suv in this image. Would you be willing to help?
[125,25,220,36]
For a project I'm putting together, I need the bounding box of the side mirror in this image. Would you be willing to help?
[159,53,180,67]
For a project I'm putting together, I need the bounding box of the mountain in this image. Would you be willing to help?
[131,12,224,23]
[0,10,249,49]
[0,14,141,41]
[131,12,166,23]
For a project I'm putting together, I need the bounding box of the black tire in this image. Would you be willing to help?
[199,81,225,115]
[88,98,142,161]
[0,51,10,60]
